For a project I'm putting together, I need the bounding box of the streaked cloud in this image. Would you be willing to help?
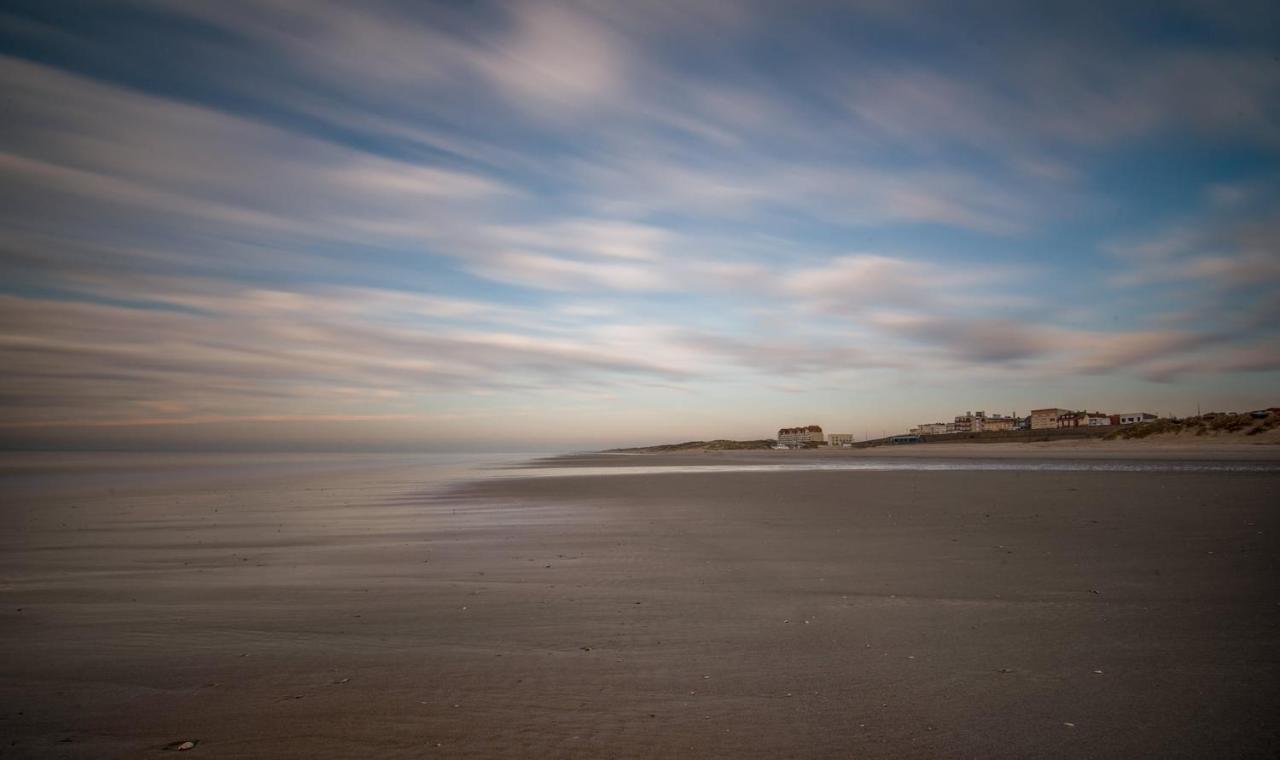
[0,1,1277,446]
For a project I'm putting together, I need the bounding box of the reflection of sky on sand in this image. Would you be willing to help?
[0,451,536,501]
[505,461,1280,478]
[5,452,1277,512]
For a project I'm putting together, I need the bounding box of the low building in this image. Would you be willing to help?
[952,410,1019,433]
[1055,411,1110,428]
[911,422,950,435]
[1031,408,1071,429]
[828,433,853,447]
[982,416,1017,432]
[777,425,824,448]
[1117,412,1157,425]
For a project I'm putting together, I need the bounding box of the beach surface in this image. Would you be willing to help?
[2,446,1278,758]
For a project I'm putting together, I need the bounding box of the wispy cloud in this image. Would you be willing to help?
[1,1,1277,444]
[0,286,699,428]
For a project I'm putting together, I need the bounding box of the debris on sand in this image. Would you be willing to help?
[163,740,199,751]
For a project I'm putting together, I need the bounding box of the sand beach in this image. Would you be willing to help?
[2,446,1278,758]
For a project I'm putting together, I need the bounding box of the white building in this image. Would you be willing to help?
[1117,412,1157,425]
[911,422,950,435]
[828,433,853,447]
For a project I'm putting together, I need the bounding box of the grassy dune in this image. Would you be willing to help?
[1108,410,1279,440]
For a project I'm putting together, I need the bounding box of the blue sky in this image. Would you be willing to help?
[1,1,1277,450]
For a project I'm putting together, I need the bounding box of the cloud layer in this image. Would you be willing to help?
[1,1,1277,446]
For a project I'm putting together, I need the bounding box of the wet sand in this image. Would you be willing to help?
[2,450,1278,758]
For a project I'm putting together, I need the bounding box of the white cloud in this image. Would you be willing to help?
[480,2,627,108]
[0,284,698,428]
[0,56,511,251]
[471,251,667,291]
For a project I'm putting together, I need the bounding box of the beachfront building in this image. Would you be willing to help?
[1055,411,1112,428]
[1031,408,1071,429]
[1117,412,1157,425]
[953,411,983,433]
[828,433,853,447]
[982,415,1018,432]
[910,422,950,435]
[951,411,1019,433]
[777,425,824,448]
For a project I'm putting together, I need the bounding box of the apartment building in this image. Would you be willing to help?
[777,425,824,447]
[828,433,853,447]
[952,411,1018,432]
[953,411,983,433]
[982,415,1017,432]
[1031,408,1072,429]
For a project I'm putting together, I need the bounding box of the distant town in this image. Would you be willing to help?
[608,407,1277,453]
[775,407,1266,449]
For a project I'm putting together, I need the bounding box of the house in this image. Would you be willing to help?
[828,433,853,447]
[777,425,824,448]
[1031,408,1072,429]
[1117,412,1157,425]
[1084,412,1111,426]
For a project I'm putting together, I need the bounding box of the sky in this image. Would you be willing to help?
[1,1,1278,451]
